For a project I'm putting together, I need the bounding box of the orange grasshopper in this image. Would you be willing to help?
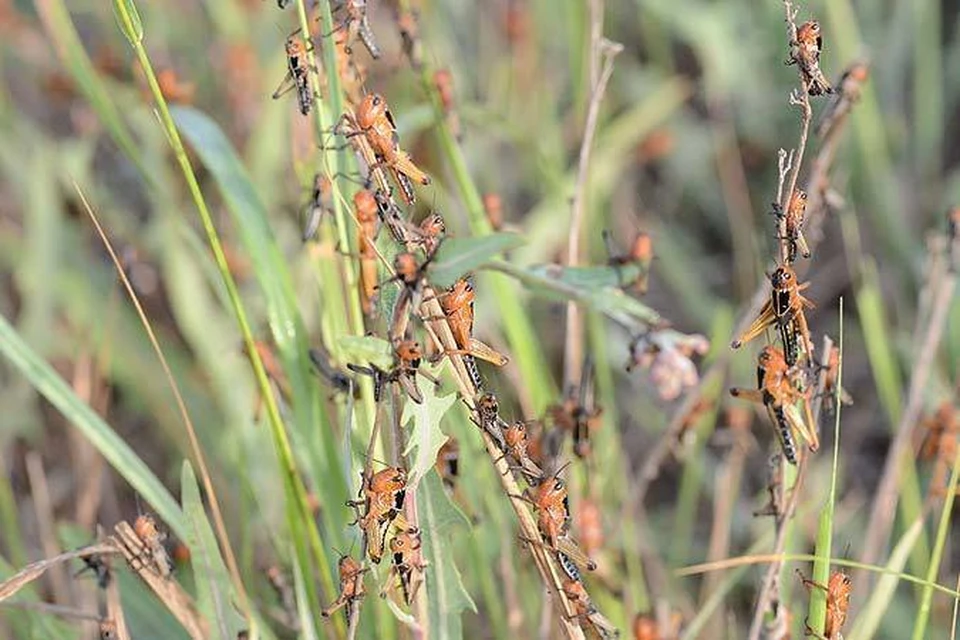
[437,278,510,368]
[352,189,381,316]
[330,0,381,59]
[347,466,408,563]
[352,93,431,205]
[788,20,833,96]
[731,264,815,367]
[798,569,851,640]
[517,463,596,572]
[266,565,296,625]
[348,340,439,404]
[272,33,314,115]
[415,212,446,256]
[498,420,545,482]
[132,514,173,578]
[322,554,368,618]
[730,345,819,464]
[561,578,620,639]
[433,68,462,141]
[380,527,427,606]
[483,193,504,231]
[775,188,811,263]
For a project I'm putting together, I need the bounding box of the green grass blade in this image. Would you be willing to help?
[180,461,246,639]
[807,299,845,635]
[0,312,185,539]
[912,445,960,639]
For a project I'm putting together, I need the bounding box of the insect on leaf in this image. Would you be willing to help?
[401,365,457,486]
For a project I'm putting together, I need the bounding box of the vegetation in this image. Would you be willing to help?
[0,0,958,638]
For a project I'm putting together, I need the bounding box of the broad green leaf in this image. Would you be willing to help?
[180,462,246,639]
[429,233,526,288]
[0,313,185,540]
[401,368,457,486]
[417,471,476,640]
[338,335,395,371]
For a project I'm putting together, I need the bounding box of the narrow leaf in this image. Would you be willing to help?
[180,462,246,640]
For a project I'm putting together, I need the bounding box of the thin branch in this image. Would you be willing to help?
[746,457,807,640]
[563,25,624,392]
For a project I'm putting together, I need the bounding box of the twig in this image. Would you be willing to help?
[857,229,958,588]
[563,24,623,392]
[746,457,807,640]
[778,0,813,266]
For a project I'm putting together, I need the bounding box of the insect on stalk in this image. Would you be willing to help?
[322,554,368,618]
[380,527,426,605]
[272,32,314,115]
[350,94,432,205]
[731,264,815,366]
[787,20,833,96]
[346,465,408,563]
[730,345,819,464]
[798,569,851,640]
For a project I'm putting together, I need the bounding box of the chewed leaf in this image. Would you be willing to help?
[401,364,457,487]
[338,334,395,370]
[417,471,476,638]
[430,233,525,288]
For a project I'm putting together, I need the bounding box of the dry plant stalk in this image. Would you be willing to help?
[113,521,208,640]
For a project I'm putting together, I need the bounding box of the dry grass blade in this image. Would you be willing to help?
[113,521,208,640]
[0,543,119,602]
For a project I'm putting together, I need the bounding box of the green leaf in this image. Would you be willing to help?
[180,462,246,640]
[429,233,526,288]
[293,553,322,640]
[401,368,458,486]
[338,335,395,371]
[0,312,185,540]
[417,471,476,640]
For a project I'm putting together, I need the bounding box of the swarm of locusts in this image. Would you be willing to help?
[270,2,628,635]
